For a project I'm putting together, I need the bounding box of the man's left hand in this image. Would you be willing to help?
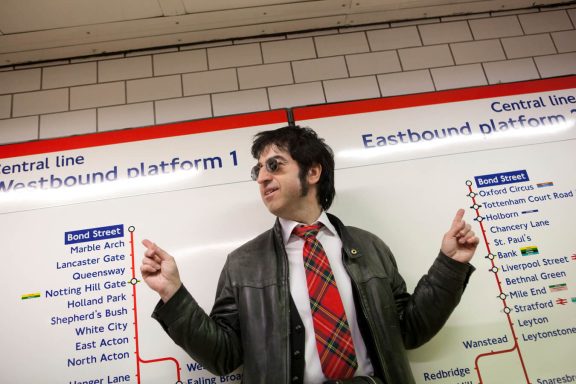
[441,208,479,263]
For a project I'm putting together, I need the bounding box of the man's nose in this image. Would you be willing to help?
[257,166,272,184]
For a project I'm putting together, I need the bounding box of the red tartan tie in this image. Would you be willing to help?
[293,224,358,379]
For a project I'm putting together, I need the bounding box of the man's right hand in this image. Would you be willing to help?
[141,239,182,303]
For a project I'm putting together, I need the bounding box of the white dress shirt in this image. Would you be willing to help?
[279,212,374,384]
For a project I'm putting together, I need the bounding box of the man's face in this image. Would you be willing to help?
[255,145,317,221]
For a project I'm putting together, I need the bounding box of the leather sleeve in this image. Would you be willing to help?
[394,250,474,349]
[152,257,243,375]
[341,223,474,351]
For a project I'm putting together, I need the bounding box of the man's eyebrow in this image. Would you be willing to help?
[258,154,287,165]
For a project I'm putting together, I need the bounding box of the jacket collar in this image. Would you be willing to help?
[277,211,338,245]
[326,212,363,259]
[273,212,364,259]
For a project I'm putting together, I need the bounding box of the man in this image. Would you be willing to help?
[141,126,478,384]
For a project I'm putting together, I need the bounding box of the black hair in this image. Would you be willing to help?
[251,125,335,211]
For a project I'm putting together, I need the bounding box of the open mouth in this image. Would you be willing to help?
[264,187,278,197]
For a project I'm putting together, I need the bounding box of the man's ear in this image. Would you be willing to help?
[307,163,322,185]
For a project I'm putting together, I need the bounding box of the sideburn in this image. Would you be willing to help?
[298,168,309,197]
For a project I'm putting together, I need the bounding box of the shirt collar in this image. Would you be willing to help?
[278,211,337,244]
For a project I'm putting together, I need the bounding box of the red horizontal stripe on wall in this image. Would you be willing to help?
[0,109,288,159]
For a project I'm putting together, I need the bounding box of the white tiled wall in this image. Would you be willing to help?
[1,5,575,145]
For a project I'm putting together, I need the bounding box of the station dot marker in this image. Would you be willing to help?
[490,266,499,273]
[504,307,511,314]
[128,226,135,232]
[499,293,507,300]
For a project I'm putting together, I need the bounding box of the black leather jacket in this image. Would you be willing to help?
[152,213,474,384]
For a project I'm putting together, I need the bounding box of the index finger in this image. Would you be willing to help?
[142,238,155,250]
[448,208,466,234]
[142,239,170,261]
[452,208,465,225]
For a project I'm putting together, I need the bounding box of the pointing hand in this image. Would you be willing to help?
[140,239,182,302]
[441,209,480,263]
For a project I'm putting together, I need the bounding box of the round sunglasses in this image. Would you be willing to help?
[251,157,286,181]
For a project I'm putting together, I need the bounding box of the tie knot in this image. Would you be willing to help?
[293,223,322,240]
